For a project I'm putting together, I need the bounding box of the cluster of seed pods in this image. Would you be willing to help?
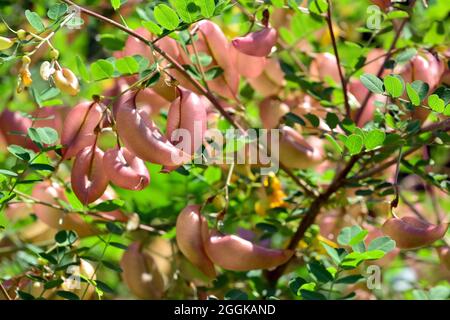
[175,205,293,276]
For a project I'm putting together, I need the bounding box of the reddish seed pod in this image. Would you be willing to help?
[436,247,450,270]
[32,181,97,237]
[201,222,294,271]
[247,58,285,97]
[258,97,289,129]
[53,68,80,96]
[166,88,207,157]
[232,27,278,57]
[195,20,239,100]
[71,146,109,205]
[103,147,150,190]
[175,205,216,278]
[61,101,105,159]
[115,91,191,166]
[278,126,323,169]
[120,242,165,299]
[309,52,342,84]
[0,109,37,151]
[382,216,449,249]
[230,45,267,78]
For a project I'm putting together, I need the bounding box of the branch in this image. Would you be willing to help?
[350,118,450,181]
[354,0,417,124]
[326,1,350,117]
[265,155,360,284]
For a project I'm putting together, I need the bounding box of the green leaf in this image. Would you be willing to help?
[412,289,429,300]
[284,112,306,126]
[115,56,140,75]
[44,279,64,290]
[304,113,320,127]
[28,127,58,145]
[95,280,115,294]
[368,236,396,253]
[337,225,362,246]
[154,4,180,30]
[309,0,328,15]
[7,145,35,162]
[91,59,115,81]
[289,277,307,295]
[190,52,213,66]
[406,83,420,106]
[307,261,333,283]
[204,66,224,80]
[325,112,340,129]
[196,0,215,18]
[345,134,363,155]
[25,10,45,33]
[348,230,369,246]
[384,75,404,98]
[90,199,124,212]
[321,242,341,264]
[335,274,364,284]
[364,129,385,150]
[300,289,327,300]
[429,286,450,300]
[17,290,35,300]
[394,48,417,64]
[56,290,80,300]
[111,0,121,10]
[76,56,90,82]
[170,0,200,23]
[102,260,123,273]
[142,20,162,36]
[47,3,68,20]
[324,133,343,154]
[29,163,54,171]
[386,10,409,20]
[109,242,128,250]
[224,289,248,300]
[411,80,429,101]
[0,169,18,177]
[428,94,445,113]
[360,74,384,94]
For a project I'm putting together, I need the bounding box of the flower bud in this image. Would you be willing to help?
[0,36,14,50]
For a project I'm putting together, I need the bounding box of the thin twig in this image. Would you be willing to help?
[355,0,417,124]
[325,0,350,117]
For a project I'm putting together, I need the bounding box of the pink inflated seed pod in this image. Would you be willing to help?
[232,27,277,57]
[61,101,105,159]
[32,181,97,237]
[176,205,216,278]
[382,216,449,249]
[104,147,150,190]
[0,109,37,151]
[115,91,191,166]
[230,45,267,78]
[201,222,294,271]
[71,146,109,205]
[166,88,207,157]
[309,52,342,84]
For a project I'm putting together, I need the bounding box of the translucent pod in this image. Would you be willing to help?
[71,146,109,205]
[103,147,150,190]
[175,205,216,278]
